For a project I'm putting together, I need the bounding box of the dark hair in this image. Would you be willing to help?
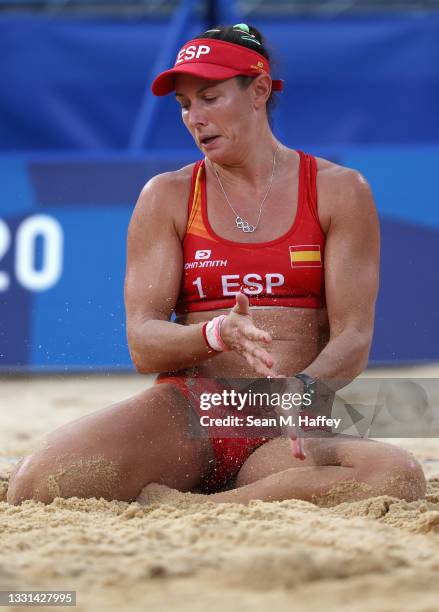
[197,24,277,120]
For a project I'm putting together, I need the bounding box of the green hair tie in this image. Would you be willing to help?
[232,23,261,45]
[233,23,250,33]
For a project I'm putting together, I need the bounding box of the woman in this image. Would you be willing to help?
[7,24,425,506]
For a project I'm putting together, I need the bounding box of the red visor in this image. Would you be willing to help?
[151,38,284,96]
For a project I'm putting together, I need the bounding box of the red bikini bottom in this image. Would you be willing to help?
[154,373,274,493]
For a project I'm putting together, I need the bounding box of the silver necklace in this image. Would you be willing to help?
[210,144,280,233]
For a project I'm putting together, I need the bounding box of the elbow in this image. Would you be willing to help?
[129,344,157,375]
[132,355,155,375]
[127,324,156,374]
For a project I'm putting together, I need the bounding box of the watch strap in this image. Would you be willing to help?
[294,373,318,402]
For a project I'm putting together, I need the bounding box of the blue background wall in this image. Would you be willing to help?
[1,11,438,370]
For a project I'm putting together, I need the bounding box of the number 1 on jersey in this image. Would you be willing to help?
[193,276,206,298]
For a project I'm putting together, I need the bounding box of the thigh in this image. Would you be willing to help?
[11,383,215,502]
[235,434,419,488]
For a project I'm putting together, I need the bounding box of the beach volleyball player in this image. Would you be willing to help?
[8,24,425,505]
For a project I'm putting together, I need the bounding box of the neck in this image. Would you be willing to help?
[207,126,280,190]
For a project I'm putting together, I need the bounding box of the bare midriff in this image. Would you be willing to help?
[176,306,329,379]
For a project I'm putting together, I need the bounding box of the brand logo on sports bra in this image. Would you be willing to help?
[195,249,211,260]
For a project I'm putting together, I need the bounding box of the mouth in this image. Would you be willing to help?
[200,135,220,147]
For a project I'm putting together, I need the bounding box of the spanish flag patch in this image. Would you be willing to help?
[289,245,322,268]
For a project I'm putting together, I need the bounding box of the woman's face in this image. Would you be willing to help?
[174,74,256,164]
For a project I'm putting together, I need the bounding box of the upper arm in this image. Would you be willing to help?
[321,168,380,341]
[124,173,187,336]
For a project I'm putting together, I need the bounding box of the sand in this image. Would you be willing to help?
[1,369,439,611]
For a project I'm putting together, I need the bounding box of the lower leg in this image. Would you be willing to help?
[207,458,426,506]
[208,465,359,505]
[205,438,426,506]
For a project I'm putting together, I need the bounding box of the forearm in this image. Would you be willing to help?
[301,329,371,391]
[128,319,216,374]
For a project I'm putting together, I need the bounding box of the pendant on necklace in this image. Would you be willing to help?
[236,216,256,233]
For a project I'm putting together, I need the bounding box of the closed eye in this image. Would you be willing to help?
[175,95,189,110]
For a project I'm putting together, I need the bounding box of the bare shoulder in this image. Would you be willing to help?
[315,155,371,194]
[313,156,377,230]
[134,163,195,239]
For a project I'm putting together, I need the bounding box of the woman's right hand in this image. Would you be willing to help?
[220,290,279,377]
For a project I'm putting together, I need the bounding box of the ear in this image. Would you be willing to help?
[251,74,272,110]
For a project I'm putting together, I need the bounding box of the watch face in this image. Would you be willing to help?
[295,374,316,388]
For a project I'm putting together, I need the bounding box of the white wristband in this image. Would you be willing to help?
[204,315,229,352]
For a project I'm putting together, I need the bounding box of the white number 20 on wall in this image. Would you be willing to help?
[0,215,63,292]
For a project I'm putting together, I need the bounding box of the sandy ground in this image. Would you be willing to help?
[1,367,439,612]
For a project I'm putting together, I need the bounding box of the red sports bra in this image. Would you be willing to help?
[175,150,326,315]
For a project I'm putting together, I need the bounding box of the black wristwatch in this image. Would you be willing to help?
[294,373,318,406]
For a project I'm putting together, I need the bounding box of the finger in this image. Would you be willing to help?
[252,346,274,369]
[242,326,272,344]
[241,339,273,369]
[290,437,306,460]
[236,322,271,345]
[232,290,250,316]
[244,352,274,378]
[245,353,272,378]
[277,415,306,460]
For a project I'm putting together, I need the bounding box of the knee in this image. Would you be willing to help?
[378,452,426,502]
[7,455,54,506]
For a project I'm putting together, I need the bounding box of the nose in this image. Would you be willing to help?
[186,103,208,130]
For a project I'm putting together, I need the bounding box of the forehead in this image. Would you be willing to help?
[174,74,236,96]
